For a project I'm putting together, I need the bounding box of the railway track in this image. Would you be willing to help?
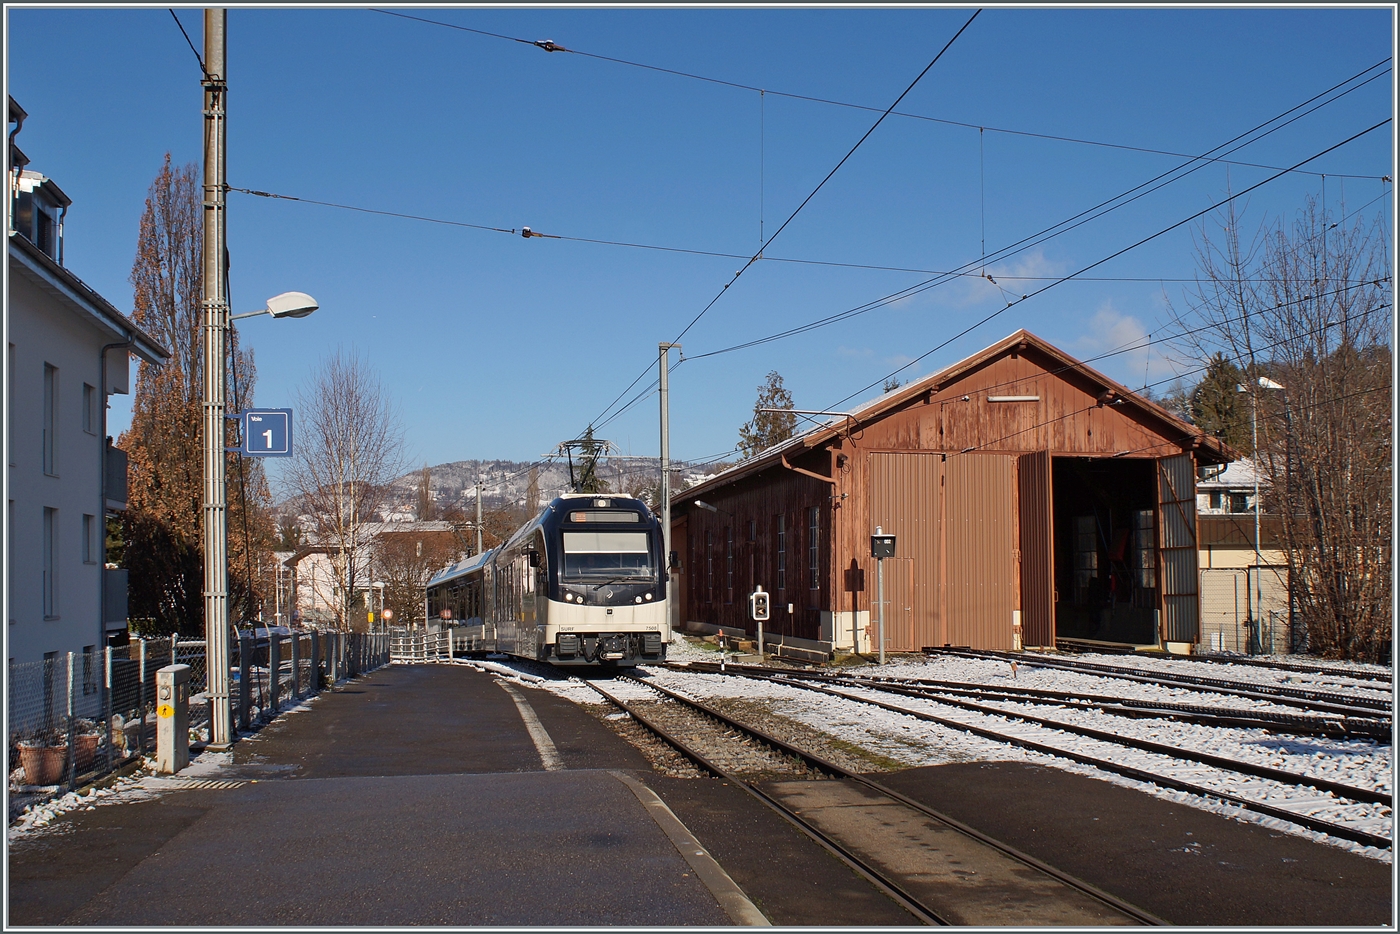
[579,673,1162,926]
[928,648,1393,720]
[675,661,1387,741]
[1056,640,1393,684]
[661,663,1392,852]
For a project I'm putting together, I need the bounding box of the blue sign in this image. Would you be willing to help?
[232,409,293,457]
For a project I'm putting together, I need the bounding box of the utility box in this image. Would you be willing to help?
[871,532,897,559]
[155,664,191,774]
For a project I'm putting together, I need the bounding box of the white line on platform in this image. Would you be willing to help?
[500,682,564,771]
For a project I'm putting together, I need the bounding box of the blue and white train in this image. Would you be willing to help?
[425,494,669,666]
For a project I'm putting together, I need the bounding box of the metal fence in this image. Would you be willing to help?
[8,631,390,801]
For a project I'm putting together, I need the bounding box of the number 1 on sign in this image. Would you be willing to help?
[263,429,273,449]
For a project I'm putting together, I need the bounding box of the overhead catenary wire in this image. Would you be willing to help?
[586,9,981,432]
[168,9,211,79]
[818,118,1391,411]
[370,8,1386,182]
[681,68,1391,364]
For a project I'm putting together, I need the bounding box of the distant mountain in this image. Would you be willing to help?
[379,457,728,521]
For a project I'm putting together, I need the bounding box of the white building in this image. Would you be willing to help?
[6,97,169,667]
[1196,458,1290,654]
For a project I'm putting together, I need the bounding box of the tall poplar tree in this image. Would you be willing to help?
[119,156,273,636]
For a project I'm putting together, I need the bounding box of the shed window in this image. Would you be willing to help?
[776,515,786,592]
[725,527,734,604]
[705,530,714,604]
[808,506,820,591]
[1073,515,1097,604]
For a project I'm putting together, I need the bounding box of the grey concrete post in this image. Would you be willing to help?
[268,633,281,715]
[104,646,114,770]
[238,630,252,732]
[66,652,77,789]
[290,633,301,699]
[310,630,320,693]
[155,664,191,774]
[137,639,147,757]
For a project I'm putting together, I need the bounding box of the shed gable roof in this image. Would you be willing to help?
[677,329,1233,504]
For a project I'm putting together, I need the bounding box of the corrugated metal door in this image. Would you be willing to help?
[1017,451,1055,647]
[871,556,915,655]
[1157,453,1200,644]
[870,452,941,651]
[945,455,1018,650]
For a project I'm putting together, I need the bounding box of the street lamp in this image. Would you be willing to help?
[1237,375,1284,654]
[201,11,321,751]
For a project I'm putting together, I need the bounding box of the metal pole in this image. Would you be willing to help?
[104,646,113,770]
[658,342,676,635]
[1252,393,1262,655]
[877,558,886,666]
[475,481,483,556]
[137,639,147,756]
[201,7,233,747]
[66,652,76,789]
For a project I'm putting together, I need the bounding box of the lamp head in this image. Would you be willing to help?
[694,500,719,514]
[265,291,319,319]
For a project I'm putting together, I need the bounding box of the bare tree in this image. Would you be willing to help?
[283,349,407,629]
[1167,197,1391,662]
[374,529,464,625]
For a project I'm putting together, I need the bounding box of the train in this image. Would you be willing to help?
[425,493,670,666]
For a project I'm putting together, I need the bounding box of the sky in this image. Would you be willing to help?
[5,6,1393,485]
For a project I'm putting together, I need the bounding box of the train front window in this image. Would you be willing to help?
[561,531,653,579]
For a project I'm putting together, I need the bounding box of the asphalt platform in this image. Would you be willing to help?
[7,661,1393,926]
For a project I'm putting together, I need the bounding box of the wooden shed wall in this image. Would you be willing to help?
[679,460,831,642]
[677,338,1208,653]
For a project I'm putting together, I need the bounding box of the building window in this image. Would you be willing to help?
[1208,490,1223,511]
[83,645,97,696]
[808,506,820,591]
[83,383,97,434]
[776,515,786,592]
[1074,515,1097,604]
[1229,492,1249,514]
[83,514,96,564]
[705,530,714,604]
[43,507,58,618]
[725,527,734,604]
[43,364,58,476]
[1132,509,1156,599]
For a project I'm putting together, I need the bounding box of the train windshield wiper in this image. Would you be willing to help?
[591,575,650,590]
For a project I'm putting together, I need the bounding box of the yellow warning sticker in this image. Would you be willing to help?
[157,704,174,719]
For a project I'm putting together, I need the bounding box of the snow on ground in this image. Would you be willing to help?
[518,640,1393,863]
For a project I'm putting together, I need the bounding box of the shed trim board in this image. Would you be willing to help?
[672,331,1227,653]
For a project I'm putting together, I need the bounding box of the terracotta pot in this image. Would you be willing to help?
[18,743,67,786]
[74,733,101,770]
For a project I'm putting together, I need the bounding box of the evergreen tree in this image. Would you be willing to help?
[1189,353,1249,450]
[738,371,796,458]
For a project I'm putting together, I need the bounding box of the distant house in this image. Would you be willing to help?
[7,97,170,667]
[282,520,465,629]
[670,330,1234,660]
[1196,458,1290,654]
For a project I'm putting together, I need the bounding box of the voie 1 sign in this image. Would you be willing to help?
[234,409,293,457]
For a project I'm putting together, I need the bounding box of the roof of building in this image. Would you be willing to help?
[9,231,170,365]
[675,329,1235,505]
[1197,457,1266,489]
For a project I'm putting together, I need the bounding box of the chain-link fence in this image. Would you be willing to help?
[8,630,390,812]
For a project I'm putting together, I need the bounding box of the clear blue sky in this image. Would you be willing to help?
[6,6,1393,481]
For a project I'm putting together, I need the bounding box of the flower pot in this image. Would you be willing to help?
[18,743,67,786]
[74,733,101,771]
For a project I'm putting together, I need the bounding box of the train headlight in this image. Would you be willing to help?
[644,592,653,601]
[634,595,642,604]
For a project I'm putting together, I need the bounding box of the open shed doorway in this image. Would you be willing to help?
[1052,457,1159,645]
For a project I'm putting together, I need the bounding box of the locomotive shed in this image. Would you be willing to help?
[8,660,1390,927]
